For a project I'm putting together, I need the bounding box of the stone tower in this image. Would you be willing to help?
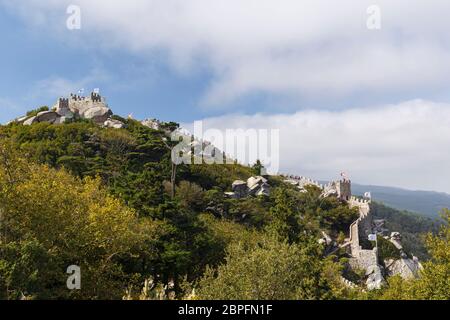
[336,179,351,201]
[56,98,71,117]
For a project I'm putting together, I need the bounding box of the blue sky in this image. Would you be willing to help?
[1,1,450,193]
[0,7,215,123]
[3,0,450,124]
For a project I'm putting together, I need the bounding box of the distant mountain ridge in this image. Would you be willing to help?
[351,184,450,218]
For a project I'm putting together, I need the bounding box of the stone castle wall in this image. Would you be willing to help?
[282,173,378,272]
[54,92,111,124]
[348,197,378,270]
[350,248,378,270]
[282,174,421,288]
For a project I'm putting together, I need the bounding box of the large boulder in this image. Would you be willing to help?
[247,176,270,196]
[256,184,270,196]
[23,116,37,126]
[365,265,386,290]
[232,180,248,198]
[82,106,112,123]
[35,111,60,124]
[104,118,125,129]
[247,176,267,188]
[16,115,30,124]
[142,118,161,130]
[389,232,403,250]
[385,258,421,280]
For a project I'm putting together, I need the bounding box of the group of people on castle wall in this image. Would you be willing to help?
[64,92,102,102]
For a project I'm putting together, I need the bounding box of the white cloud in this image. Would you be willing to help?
[4,0,450,107]
[3,1,450,192]
[185,100,450,193]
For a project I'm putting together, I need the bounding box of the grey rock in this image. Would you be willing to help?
[104,118,125,129]
[228,176,271,199]
[385,258,421,279]
[82,106,112,123]
[36,111,60,124]
[247,176,268,189]
[365,265,386,290]
[391,232,401,240]
[256,184,271,197]
[16,115,30,123]
[232,180,248,198]
[247,176,270,197]
[23,116,37,126]
[142,118,161,130]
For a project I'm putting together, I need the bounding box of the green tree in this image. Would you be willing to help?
[379,209,450,300]
[196,234,345,300]
[252,160,264,176]
[0,142,163,299]
[267,187,301,242]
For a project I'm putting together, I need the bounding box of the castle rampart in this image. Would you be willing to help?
[282,173,380,279]
[54,91,111,124]
[348,196,377,267]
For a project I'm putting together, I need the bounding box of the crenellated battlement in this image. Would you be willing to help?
[52,91,112,124]
[282,172,379,282]
[280,174,322,189]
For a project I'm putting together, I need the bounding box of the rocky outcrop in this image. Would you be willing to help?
[13,92,127,128]
[142,118,161,130]
[385,258,422,280]
[366,265,386,290]
[16,115,32,124]
[389,232,403,250]
[82,106,112,123]
[104,118,125,129]
[36,111,60,123]
[23,111,62,126]
[23,116,37,126]
[247,176,270,197]
[226,176,271,199]
[231,180,248,198]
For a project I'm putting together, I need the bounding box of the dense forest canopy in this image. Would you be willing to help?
[0,117,448,300]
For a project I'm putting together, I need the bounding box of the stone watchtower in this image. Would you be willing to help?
[336,179,351,201]
[56,97,71,117]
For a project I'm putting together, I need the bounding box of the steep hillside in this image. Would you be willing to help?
[0,116,359,299]
[0,104,448,300]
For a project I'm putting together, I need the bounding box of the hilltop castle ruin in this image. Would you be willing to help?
[55,91,111,123]
[282,174,421,290]
[12,91,126,129]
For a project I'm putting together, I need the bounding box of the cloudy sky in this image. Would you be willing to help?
[1,0,450,192]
